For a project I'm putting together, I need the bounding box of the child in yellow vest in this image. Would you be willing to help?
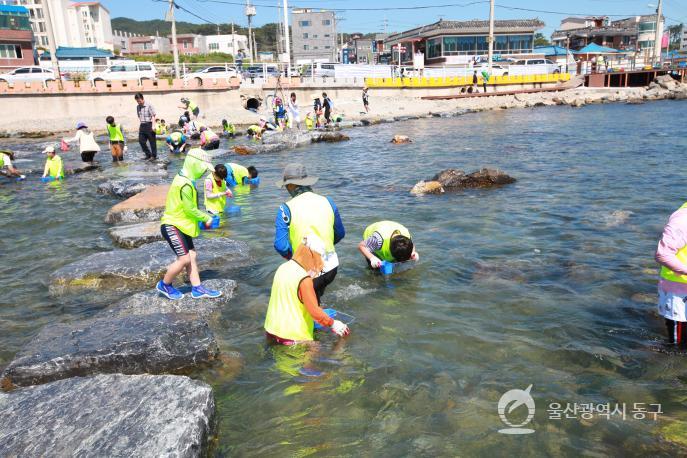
[203,164,233,215]
[41,146,64,180]
[265,234,350,345]
[358,220,419,269]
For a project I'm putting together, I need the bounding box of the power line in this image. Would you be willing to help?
[195,0,491,11]
[153,0,217,24]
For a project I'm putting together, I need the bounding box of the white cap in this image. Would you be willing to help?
[302,233,326,257]
[43,146,55,154]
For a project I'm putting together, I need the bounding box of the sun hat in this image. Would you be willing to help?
[76,121,87,129]
[275,163,319,188]
[43,145,55,154]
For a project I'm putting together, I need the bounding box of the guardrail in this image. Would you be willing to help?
[365,73,571,88]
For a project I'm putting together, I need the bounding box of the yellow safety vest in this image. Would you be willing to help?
[160,174,202,238]
[45,155,64,179]
[107,123,124,142]
[363,221,411,262]
[227,163,249,185]
[305,116,314,130]
[264,260,314,342]
[661,202,687,284]
[286,192,335,255]
[203,176,227,214]
[0,153,5,168]
[188,100,198,112]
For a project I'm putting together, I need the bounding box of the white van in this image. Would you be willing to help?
[90,62,158,82]
[510,58,561,75]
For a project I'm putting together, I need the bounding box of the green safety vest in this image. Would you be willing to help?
[45,155,64,179]
[264,259,314,342]
[363,221,411,262]
[188,100,198,112]
[0,153,5,168]
[248,125,261,134]
[170,132,183,145]
[224,123,235,134]
[661,202,687,284]
[107,123,124,142]
[286,192,335,255]
[160,174,202,238]
[154,122,167,136]
[204,176,227,214]
[227,163,249,185]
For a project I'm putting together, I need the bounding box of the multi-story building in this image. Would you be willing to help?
[171,33,206,55]
[682,26,687,52]
[0,4,34,68]
[385,18,544,66]
[128,35,170,55]
[205,33,248,55]
[551,14,664,56]
[13,0,112,50]
[112,29,141,54]
[291,8,337,64]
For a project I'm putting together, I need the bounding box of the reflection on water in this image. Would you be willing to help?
[2,101,687,455]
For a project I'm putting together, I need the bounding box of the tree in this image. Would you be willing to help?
[669,24,683,51]
[534,33,550,47]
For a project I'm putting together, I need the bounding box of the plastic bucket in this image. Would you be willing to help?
[314,308,337,330]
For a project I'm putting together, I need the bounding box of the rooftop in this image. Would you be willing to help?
[0,4,29,15]
[68,2,110,14]
[386,19,545,43]
[41,46,113,59]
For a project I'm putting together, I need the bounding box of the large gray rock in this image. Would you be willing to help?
[261,130,350,150]
[97,179,149,198]
[0,312,218,387]
[50,238,251,294]
[105,278,238,319]
[109,221,163,248]
[0,374,215,457]
[104,184,169,224]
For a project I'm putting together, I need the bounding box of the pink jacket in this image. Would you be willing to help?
[656,206,687,294]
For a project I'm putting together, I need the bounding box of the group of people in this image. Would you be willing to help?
[154,152,419,345]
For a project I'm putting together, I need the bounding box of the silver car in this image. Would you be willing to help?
[184,66,240,85]
[0,66,56,83]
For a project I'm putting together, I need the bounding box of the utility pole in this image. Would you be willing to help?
[487,0,495,72]
[166,0,180,79]
[246,0,256,62]
[42,0,61,82]
[231,21,236,56]
[336,16,345,63]
[653,0,664,67]
[282,0,291,76]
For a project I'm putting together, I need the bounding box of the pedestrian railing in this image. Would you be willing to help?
[365,73,571,88]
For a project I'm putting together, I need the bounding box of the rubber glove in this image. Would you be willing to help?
[224,189,233,198]
[331,320,350,337]
[124,146,128,153]
[369,256,383,269]
[411,252,419,261]
[17,175,26,181]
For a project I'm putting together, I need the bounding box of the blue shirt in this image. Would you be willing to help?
[273,193,345,259]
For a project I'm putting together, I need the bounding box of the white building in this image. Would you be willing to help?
[14,0,113,50]
[682,26,687,51]
[204,33,248,55]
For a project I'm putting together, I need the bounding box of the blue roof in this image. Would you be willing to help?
[574,43,620,54]
[54,46,113,58]
[0,5,29,14]
[534,45,571,56]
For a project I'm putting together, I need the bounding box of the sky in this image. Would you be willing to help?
[101,0,687,36]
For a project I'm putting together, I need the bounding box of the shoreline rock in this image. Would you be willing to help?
[50,238,251,294]
[105,184,169,224]
[0,374,215,457]
[411,168,516,195]
[97,179,150,198]
[0,312,219,388]
[109,221,164,248]
[391,135,412,144]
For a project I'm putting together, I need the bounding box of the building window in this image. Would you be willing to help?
[209,43,219,50]
[313,34,318,38]
[303,33,308,39]
[322,19,331,25]
[299,20,311,27]
[494,35,508,52]
[304,45,309,50]
[324,34,330,38]
[325,46,331,49]
[314,46,318,49]
[183,41,190,48]
[639,21,656,32]
[41,36,48,46]
[0,44,22,59]
[427,38,441,58]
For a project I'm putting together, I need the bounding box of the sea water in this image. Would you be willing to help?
[1,100,687,455]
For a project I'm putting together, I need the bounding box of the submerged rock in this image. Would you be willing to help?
[105,278,238,319]
[312,131,350,143]
[232,144,256,155]
[411,168,515,195]
[391,135,412,144]
[97,179,149,198]
[1,313,218,388]
[50,238,250,294]
[109,221,163,248]
[0,374,215,457]
[104,184,169,224]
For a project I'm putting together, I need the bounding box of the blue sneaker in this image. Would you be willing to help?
[156,280,184,300]
[191,284,222,299]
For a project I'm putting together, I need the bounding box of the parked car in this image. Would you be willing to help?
[0,66,55,83]
[242,65,281,79]
[90,62,157,82]
[477,64,509,77]
[184,66,240,85]
[299,62,336,77]
[510,58,561,75]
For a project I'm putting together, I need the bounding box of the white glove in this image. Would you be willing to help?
[124,146,128,153]
[331,320,350,337]
[369,256,383,269]
[411,252,419,261]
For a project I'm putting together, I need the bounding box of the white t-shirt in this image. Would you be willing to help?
[66,130,101,153]
[1,153,12,168]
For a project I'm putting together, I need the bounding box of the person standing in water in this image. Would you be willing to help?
[656,203,687,345]
[287,92,301,129]
[135,93,157,161]
[179,97,200,119]
[362,87,370,113]
[41,146,64,180]
[157,149,222,300]
[0,150,24,179]
[105,116,126,162]
[358,221,419,269]
[274,163,345,304]
[63,122,100,165]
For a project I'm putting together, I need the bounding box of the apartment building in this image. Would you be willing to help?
[205,33,248,55]
[291,8,337,64]
[0,4,35,68]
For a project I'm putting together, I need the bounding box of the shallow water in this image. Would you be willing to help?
[2,101,687,456]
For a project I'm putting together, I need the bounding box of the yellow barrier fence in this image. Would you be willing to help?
[365,72,570,88]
